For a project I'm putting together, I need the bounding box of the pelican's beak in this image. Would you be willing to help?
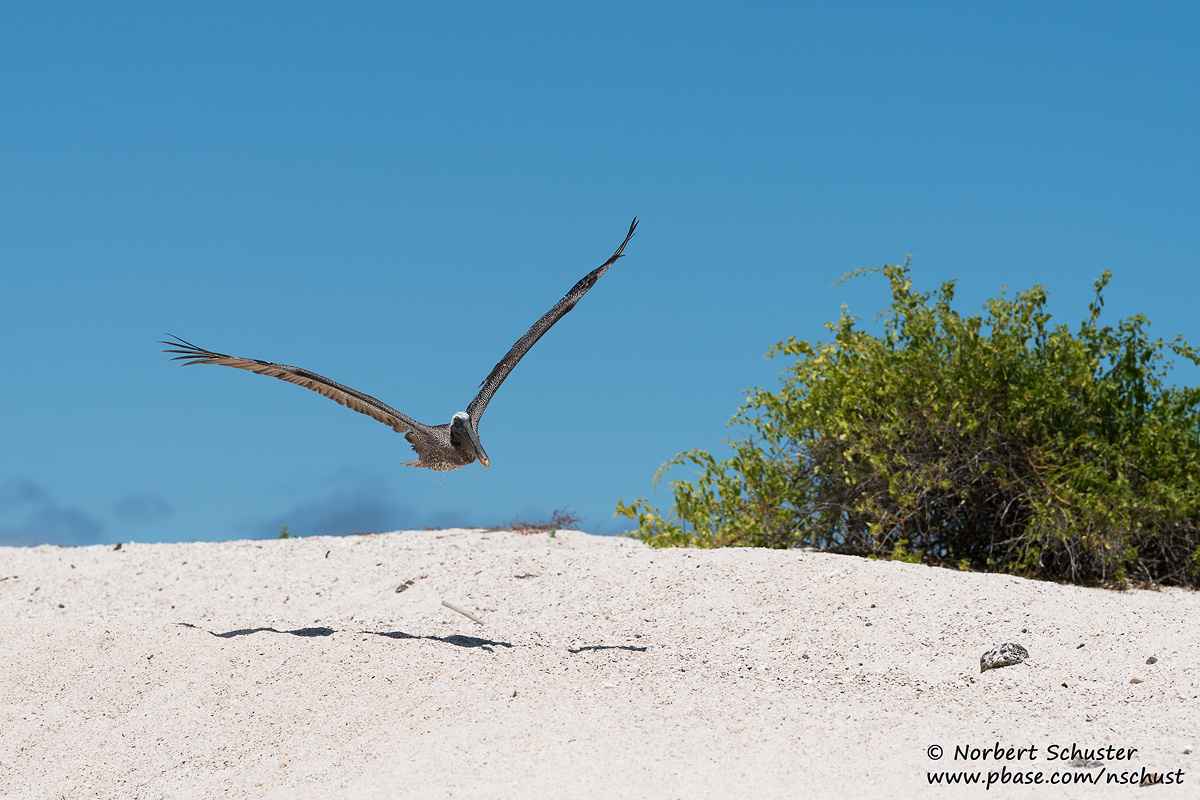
[468,426,489,469]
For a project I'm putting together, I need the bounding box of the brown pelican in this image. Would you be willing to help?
[163,218,637,471]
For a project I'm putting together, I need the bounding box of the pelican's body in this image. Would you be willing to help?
[163,219,637,471]
[407,412,484,472]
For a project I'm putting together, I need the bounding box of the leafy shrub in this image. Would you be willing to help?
[617,262,1200,586]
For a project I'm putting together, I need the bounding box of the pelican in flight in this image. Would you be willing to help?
[163,218,638,471]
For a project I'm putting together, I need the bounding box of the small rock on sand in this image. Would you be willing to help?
[980,642,1030,673]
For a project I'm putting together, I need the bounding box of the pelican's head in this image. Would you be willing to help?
[450,411,489,468]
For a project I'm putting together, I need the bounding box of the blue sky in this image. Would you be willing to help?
[2,3,1198,547]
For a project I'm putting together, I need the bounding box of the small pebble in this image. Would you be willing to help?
[1130,677,1144,684]
[1146,656,1158,664]
[980,642,1030,673]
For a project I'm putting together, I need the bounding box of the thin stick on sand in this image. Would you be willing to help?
[441,600,485,625]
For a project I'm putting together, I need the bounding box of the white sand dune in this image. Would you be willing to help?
[1,529,1196,798]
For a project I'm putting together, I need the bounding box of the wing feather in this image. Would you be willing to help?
[466,217,637,423]
[161,334,427,435]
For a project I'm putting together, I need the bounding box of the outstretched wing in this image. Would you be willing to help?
[466,217,637,423]
[162,334,429,435]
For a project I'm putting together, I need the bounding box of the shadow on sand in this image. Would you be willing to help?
[176,622,513,651]
[568,644,648,654]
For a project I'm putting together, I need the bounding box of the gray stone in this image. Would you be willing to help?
[980,642,1030,673]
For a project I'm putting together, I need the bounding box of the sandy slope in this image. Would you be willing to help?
[1,529,1196,799]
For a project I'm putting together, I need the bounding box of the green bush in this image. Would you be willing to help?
[617,262,1200,586]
